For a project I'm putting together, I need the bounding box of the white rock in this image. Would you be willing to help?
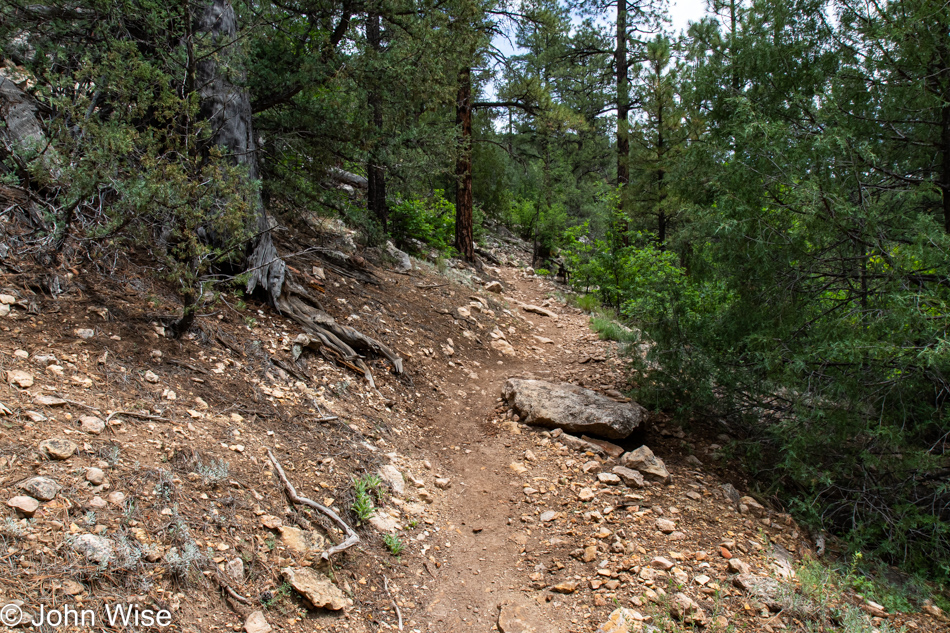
[6,370,33,388]
[244,611,271,633]
[80,415,105,435]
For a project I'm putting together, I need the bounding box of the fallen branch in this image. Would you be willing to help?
[383,576,403,631]
[266,448,358,560]
[106,411,171,423]
[211,572,251,605]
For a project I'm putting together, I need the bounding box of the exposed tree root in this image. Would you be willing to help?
[267,448,359,560]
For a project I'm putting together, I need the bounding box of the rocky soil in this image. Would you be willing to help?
[0,222,946,632]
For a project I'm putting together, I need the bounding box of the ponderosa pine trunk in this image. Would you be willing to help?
[366,12,388,232]
[454,65,475,262]
[616,0,630,211]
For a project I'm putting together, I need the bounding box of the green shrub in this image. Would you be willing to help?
[383,534,405,556]
[389,190,456,255]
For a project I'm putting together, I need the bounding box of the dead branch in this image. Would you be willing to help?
[266,448,358,560]
[383,576,403,631]
[211,572,251,605]
[106,411,171,423]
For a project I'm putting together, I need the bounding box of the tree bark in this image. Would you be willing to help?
[616,0,630,212]
[366,12,388,232]
[454,65,475,262]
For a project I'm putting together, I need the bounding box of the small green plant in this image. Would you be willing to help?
[534,267,551,276]
[383,533,405,556]
[389,190,456,255]
[265,534,276,551]
[196,458,230,486]
[261,582,293,609]
[407,518,419,529]
[590,316,640,344]
[351,475,378,523]
[244,316,258,328]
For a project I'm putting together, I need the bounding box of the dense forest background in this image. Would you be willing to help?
[1,0,948,581]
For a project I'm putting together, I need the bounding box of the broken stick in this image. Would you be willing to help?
[266,448,359,560]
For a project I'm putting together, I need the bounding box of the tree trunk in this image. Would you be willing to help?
[454,65,475,262]
[366,12,388,232]
[194,0,402,380]
[616,0,630,211]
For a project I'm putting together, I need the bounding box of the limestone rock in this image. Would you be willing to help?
[75,328,95,339]
[39,438,77,460]
[227,558,245,583]
[733,574,783,610]
[552,581,577,594]
[597,472,621,486]
[244,611,271,633]
[144,370,160,383]
[521,304,557,318]
[281,567,350,610]
[71,534,114,565]
[485,281,504,293]
[35,395,67,407]
[19,476,60,501]
[739,496,766,517]
[491,338,517,356]
[7,495,39,516]
[656,518,676,534]
[385,241,412,273]
[378,464,405,496]
[498,603,542,633]
[85,468,105,486]
[578,487,595,502]
[651,556,674,571]
[611,466,645,488]
[620,446,672,484]
[279,526,327,555]
[6,370,33,388]
[80,415,105,435]
[581,436,625,458]
[727,558,751,575]
[670,592,706,624]
[596,608,645,633]
[369,512,400,533]
[503,379,647,439]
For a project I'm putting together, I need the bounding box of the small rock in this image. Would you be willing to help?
[39,438,77,460]
[378,464,406,496]
[524,449,537,461]
[510,462,528,474]
[620,446,672,484]
[75,328,95,339]
[595,607,644,633]
[88,496,108,509]
[71,534,114,564]
[0,294,15,304]
[281,567,350,610]
[434,478,451,490]
[6,370,33,388]
[455,306,471,319]
[670,592,706,624]
[485,281,503,293]
[61,580,84,595]
[144,370,160,383]
[19,476,61,501]
[651,556,674,571]
[106,491,126,506]
[655,518,676,533]
[35,395,67,407]
[685,455,703,467]
[578,487,595,502]
[720,546,733,559]
[597,472,621,486]
[727,558,751,574]
[540,511,557,522]
[80,415,105,435]
[581,436,625,458]
[923,602,946,620]
[612,466,645,488]
[369,513,400,533]
[552,581,577,594]
[23,410,47,422]
[227,558,245,583]
[740,496,766,517]
[85,468,106,486]
[279,526,326,554]
[582,460,602,474]
[244,611,271,633]
[260,515,282,529]
[7,495,40,516]
[582,545,598,562]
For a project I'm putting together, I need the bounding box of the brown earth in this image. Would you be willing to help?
[0,221,945,633]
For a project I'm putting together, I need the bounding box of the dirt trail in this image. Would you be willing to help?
[418,268,592,632]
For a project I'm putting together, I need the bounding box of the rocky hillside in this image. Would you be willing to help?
[0,224,946,633]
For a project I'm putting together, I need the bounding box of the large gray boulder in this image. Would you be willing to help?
[502,379,646,440]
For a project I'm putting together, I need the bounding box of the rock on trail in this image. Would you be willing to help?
[503,378,647,439]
